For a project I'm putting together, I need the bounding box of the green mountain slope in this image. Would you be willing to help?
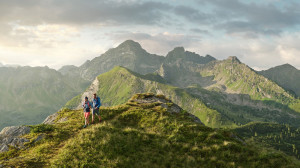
[0,66,89,130]
[65,66,300,128]
[157,48,300,112]
[158,51,299,111]
[258,64,300,97]
[184,86,300,127]
[65,66,233,128]
[1,94,299,167]
[233,122,300,159]
[196,56,300,112]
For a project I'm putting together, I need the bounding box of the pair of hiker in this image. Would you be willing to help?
[82,93,101,128]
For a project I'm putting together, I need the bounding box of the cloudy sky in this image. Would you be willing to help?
[0,0,299,70]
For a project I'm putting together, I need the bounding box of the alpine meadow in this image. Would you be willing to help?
[1,0,300,167]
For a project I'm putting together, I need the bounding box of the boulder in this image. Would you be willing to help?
[0,126,31,153]
[0,126,30,137]
[43,112,59,124]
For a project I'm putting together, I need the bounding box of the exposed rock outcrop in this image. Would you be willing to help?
[43,112,59,124]
[129,93,203,124]
[0,126,31,153]
[76,77,100,109]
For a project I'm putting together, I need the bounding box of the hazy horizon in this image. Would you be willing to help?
[0,39,299,71]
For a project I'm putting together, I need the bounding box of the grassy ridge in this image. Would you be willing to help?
[64,66,235,128]
[199,57,300,113]
[185,86,300,127]
[1,94,299,167]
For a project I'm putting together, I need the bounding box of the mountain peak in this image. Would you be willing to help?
[167,47,185,55]
[117,40,142,49]
[165,47,186,61]
[277,63,298,70]
[173,46,185,52]
[226,56,241,63]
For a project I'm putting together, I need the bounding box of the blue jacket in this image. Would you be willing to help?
[93,96,101,109]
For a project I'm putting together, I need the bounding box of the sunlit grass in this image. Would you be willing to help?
[1,94,299,167]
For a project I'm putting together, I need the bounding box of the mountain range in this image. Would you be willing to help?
[0,39,300,164]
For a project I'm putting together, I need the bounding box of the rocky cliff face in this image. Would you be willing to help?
[76,77,100,109]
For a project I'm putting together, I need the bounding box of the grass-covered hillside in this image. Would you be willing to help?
[65,66,235,128]
[1,94,299,167]
[155,52,300,126]
[0,66,89,130]
[233,122,300,159]
[184,86,300,127]
[199,56,300,113]
[65,66,300,128]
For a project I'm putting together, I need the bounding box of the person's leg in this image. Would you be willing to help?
[86,112,90,125]
[84,112,87,128]
[98,110,101,122]
[96,108,101,122]
[98,115,101,122]
[84,112,90,127]
[84,112,87,126]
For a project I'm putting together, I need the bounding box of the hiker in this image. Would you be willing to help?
[82,96,92,128]
[92,93,102,123]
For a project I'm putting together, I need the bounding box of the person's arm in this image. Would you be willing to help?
[89,101,92,109]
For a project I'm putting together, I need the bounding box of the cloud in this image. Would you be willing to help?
[173,5,212,24]
[0,0,172,26]
[0,23,79,48]
[186,31,300,70]
[0,0,174,49]
[190,28,210,35]
[197,0,300,37]
[0,0,299,70]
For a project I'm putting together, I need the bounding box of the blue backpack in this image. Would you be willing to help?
[94,97,101,107]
